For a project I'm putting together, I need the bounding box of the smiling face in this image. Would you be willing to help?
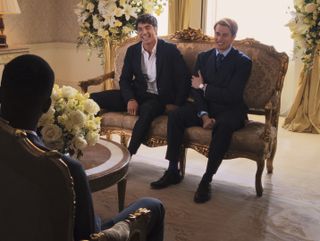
[137,22,157,48]
[214,24,235,52]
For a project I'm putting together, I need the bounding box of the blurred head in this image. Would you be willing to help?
[214,18,238,52]
[0,54,55,130]
[136,14,158,47]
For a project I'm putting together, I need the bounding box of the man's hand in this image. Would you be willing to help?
[127,99,139,116]
[165,104,178,114]
[201,114,216,129]
[191,70,203,89]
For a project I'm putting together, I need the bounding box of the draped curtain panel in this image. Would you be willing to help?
[168,0,191,33]
[283,45,320,134]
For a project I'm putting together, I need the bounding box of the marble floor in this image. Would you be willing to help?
[129,117,320,241]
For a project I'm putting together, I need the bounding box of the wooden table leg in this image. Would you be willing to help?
[117,178,127,212]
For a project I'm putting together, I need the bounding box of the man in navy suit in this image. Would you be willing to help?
[91,14,190,156]
[0,54,165,241]
[151,18,252,203]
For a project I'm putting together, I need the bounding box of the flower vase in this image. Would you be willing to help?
[103,38,115,90]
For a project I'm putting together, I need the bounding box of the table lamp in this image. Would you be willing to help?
[0,0,21,48]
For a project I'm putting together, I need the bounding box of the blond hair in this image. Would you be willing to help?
[214,18,238,36]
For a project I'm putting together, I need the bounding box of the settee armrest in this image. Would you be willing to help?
[262,90,280,141]
[89,208,151,241]
[79,71,115,93]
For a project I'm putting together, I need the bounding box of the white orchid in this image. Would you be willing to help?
[75,0,166,60]
[287,0,320,68]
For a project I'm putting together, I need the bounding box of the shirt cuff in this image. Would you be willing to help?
[197,111,208,118]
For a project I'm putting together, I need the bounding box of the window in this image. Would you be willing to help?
[155,3,169,36]
[204,0,294,55]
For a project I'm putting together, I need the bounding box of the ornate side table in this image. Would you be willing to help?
[80,138,131,212]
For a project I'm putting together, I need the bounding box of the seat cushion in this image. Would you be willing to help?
[100,113,276,158]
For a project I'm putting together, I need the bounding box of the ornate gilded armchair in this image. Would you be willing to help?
[79,29,289,197]
[0,118,150,241]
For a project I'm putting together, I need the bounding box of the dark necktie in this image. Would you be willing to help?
[216,53,224,70]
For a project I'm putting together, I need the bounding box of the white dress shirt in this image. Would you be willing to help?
[141,41,158,94]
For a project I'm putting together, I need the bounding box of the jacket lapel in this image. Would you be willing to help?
[134,42,144,78]
[156,39,164,81]
[218,47,236,74]
[205,49,216,83]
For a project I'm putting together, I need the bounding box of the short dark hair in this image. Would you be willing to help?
[214,18,238,37]
[1,54,54,99]
[136,14,158,30]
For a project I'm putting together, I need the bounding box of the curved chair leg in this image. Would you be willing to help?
[178,146,187,178]
[120,133,131,147]
[266,139,277,174]
[255,159,265,197]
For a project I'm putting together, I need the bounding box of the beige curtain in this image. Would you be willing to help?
[283,45,320,134]
[168,0,191,33]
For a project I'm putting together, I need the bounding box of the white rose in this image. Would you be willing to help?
[294,0,304,9]
[51,84,62,101]
[86,2,95,12]
[143,1,153,13]
[83,99,100,114]
[41,124,62,142]
[92,15,101,30]
[61,86,78,99]
[69,110,86,127]
[66,98,81,110]
[98,28,109,38]
[86,131,100,146]
[304,3,317,13]
[72,136,88,150]
[295,21,309,35]
[38,107,55,127]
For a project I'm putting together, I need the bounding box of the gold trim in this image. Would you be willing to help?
[169,27,212,41]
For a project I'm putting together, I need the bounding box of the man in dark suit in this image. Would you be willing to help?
[151,18,252,203]
[0,54,165,241]
[91,14,190,156]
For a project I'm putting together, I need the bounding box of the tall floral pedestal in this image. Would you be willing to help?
[103,38,115,90]
[283,46,320,134]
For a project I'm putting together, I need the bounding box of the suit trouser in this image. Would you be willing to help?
[91,90,165,155]
[165,102,246,183]
[99,197,165,241]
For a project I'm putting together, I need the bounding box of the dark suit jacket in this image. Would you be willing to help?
[27,133,97,241]
[119,39,190,106]
[192,47,252,116]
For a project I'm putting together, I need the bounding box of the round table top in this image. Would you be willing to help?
[80,138,130,192]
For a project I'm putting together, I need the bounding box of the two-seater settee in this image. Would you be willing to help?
[80,28,289,197]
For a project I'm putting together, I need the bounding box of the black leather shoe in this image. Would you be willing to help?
[150,170,182,189]
[194,182,211,203]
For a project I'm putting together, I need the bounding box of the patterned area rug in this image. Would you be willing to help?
[92,160,318,241]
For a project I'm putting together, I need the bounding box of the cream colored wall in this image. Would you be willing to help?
[28,43,104,92]
[4,0,103,92]
[5,0,79,45]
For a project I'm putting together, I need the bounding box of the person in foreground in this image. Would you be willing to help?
[91,14,190,156]
[0,54,165,241]
[151,18,252,203]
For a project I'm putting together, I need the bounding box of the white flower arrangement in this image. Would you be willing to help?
[75,0,166,58]
[38,84,101,158]
[287,0,320,67]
